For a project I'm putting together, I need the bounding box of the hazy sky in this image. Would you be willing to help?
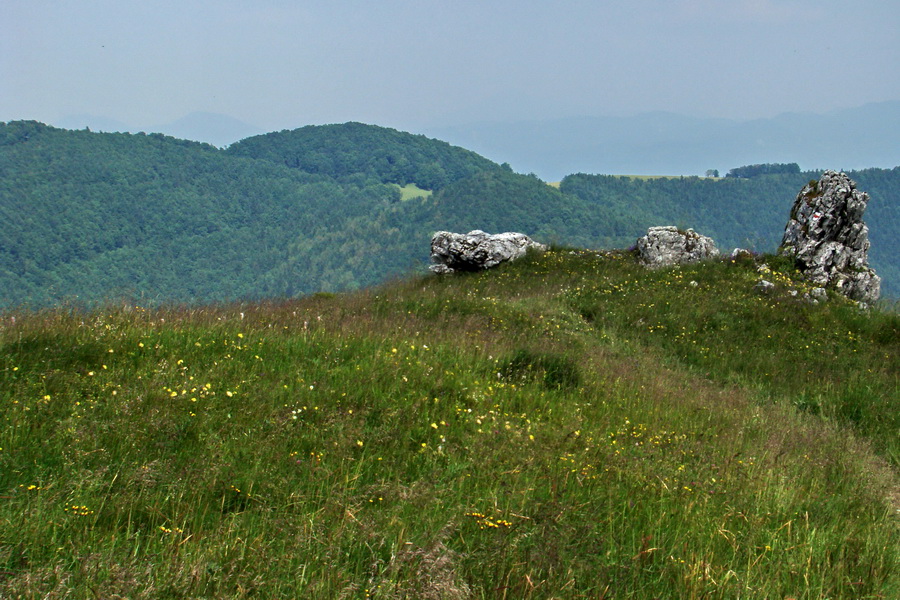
[3,0,899,133]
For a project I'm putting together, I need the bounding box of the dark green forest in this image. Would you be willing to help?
[1,120,898,309]
[0,121,407,306]
[225,122,503,190]
[725,162,801,178]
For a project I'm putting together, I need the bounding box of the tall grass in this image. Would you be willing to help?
[1,250,897,598]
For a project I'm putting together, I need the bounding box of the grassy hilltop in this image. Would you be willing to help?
[1,249,898,598]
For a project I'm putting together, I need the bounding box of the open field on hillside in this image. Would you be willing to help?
[1,250,898,598]
[393,182,433,201]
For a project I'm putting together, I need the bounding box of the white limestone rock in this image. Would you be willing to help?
[636,226,719,268]
[430,230,546,274]
[779,171,880,303]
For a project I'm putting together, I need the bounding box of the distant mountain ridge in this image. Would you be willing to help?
[424,101,900,181]
[151,112,266,148]
[51,101,900,177]
[54,111,266,148]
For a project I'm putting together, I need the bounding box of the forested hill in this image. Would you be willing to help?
[1,119,898,309]
[225,122,503,190]
[0,120,575,309]
[0,121,407,306]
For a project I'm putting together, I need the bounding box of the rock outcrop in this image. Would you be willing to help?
[636,226,719,268]
[779,171,880,302]
[430,230,546,274]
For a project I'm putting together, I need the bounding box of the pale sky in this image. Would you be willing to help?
[2,0,899,133]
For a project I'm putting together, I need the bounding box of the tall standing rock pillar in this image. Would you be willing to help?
[779,171,880,303]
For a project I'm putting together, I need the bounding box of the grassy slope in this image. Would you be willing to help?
[1,250,898,599]
[392,182,433,201]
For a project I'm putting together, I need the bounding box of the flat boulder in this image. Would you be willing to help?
[430,230,546,274]
[636,226,719,268]
[779,171,880,302]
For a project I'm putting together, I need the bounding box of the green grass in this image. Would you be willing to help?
[1,250,898,598]
[392,183,433,201]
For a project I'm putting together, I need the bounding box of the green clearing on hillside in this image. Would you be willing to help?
[1,250,898,598]
[392,182,433,201]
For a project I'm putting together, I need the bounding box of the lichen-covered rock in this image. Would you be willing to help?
[636,226,719,268]
[779,171,880,302]
[430,230,546,274]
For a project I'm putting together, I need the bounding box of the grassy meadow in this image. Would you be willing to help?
[393,183,433,201]
[1,249,898,598]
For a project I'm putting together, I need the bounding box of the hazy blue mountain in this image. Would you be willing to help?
[424,102,900,181]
